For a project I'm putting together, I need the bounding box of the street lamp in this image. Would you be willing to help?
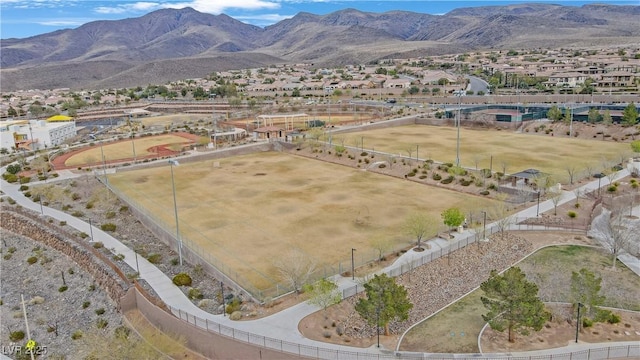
[169,159,183,266]
[376,304,381,348]
[575,303,583,343]
[351,248,356,280]
[536,191,541,217]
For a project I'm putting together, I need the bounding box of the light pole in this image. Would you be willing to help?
[416,144,419,162]
[88,218,94,241]
[100,140,108,184]
[376,304,381,348]
[351,248,356,280]
[575,303,583,343]
[39,196,44,215]
[536,191,541,217]
[169,159,183,266]
[482,211,487,241]
[456,93,462,167]
[220,281,225,317]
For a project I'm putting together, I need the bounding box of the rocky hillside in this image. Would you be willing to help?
[2,4,639,91]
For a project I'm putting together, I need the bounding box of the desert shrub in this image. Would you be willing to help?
[115,326,131,339]
[100,223,116,232]
[448,166,467,176]
[480,190,490,196]
[170,258,179,266]
[71,330,83,340]
[567,211,577,218]
[27,256,38,265]
[146,253,162,264]
[29,296,44,305]
[3,173,18,183]
[71,193,81,201]
[7,197,16,204]
[574,203,581,208]
[440,176,455,184]
[85,202,94,209]
[226,298,241,314]
[480,169,492,178]
[378,163,386,168]
[607,313,621,324]
[24,191,31,198]
[19,176,31,184]
[406,172,415,177]
[188,288,204,300]
[419,175,427,179]
[8,247,16,254]
[96,318,108,329]
[607,185,617,193]
[487,183,498,190]
[119,206,129,213]
[432,173,442,181]
[82,301,91,309]
[582,317,593,328]
[92,242,104,249]
[360,152,368,156]
[443,162,453,167]
[72,211,84,218]
[95,308,105,315]
[61,205,71,211]
[6,164,21,174]
[19,185,29,191]
[172,273,192,286]
[229,311,242,320]
[9,330,25,341]
[58,286,68,292]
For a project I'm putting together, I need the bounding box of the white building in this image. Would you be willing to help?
[0,119,76,151]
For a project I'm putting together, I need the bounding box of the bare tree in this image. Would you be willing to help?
[274,249,316,293]
[583,164,595,179]
[370,235,393,261]
[573,188,583,207]
[489,194,514,240]
[549,188,563,216]
[565,164,579,185]
[590,208,637,269]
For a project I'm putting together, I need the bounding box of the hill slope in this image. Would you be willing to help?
[1,4,639,91]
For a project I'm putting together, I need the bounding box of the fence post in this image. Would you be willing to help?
[206,318,209,331]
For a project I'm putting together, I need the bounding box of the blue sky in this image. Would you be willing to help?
[1,0,637,39]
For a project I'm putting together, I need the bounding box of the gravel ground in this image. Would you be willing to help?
[0,228,123,359]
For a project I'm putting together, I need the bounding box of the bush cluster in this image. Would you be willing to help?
[172,273,193,286]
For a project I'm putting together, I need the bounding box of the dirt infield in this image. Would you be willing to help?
[51,132,199,170]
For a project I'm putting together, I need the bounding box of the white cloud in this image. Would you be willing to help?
[234,13,295,24]
[94,0,281,16]
[1,0,79,9]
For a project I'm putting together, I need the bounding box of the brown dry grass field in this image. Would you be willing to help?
[344,125,631,182]
[64,134,192,167]
[107,151,500,292]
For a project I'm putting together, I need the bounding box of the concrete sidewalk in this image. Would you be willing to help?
[2,160,639,358]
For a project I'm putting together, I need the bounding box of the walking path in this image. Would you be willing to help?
[1,157,639,359]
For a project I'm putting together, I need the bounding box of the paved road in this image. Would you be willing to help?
[2,155,638,359]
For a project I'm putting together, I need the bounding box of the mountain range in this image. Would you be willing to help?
[2,3,639,92]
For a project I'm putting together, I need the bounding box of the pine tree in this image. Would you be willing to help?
[480,267,549,343]
[355,274,412,336]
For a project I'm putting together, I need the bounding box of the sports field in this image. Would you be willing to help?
[63,134,194,167]
[345,125,630,180]
[107,152,499,293]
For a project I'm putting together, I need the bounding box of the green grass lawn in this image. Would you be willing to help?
[399,245,640,353]
[344,125,630,182]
